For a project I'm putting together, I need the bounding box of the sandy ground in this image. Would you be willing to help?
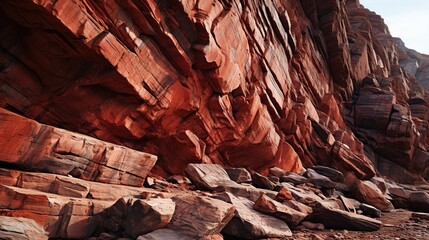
[286,209,429,240]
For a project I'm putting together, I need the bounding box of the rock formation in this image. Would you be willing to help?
[0,0,429,239]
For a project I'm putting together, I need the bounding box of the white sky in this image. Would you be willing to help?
[360,0,429,54]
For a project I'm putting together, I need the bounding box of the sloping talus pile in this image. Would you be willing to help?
[0,0,429,239]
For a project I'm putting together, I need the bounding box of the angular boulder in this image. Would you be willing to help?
[281,183,323,205]
[304,169,338,188]
[252,172,277,190]
[308,201,382,231]
[168,194,235,237]
[216,192,292,239]
[225,168,252,183]
[281,172,309,185]
[409,191,429,212]
[360,203,381,218]
[350,179,394,212]
[310,165,345,183]
[254,194,307,226]
[0,216,47,240]
[185,164,235,190]
[0,184,113,239]
[100,198,175,238]
[275,186,294,201]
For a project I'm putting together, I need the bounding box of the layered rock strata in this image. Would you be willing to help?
[0,0,429,239]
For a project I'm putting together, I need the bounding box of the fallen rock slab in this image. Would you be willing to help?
[409,191,429,212]
[281,172,308,185]
[226,168,252,183]
[281,183,323,205]
[168,194,235,237]
[0,109,157,187]
[252,172,276,190]
[101,197,175,238]
[216,192,292,239]
[185,164,236,190]
[185,164,277,202]
[0,184,113,239]
[304,169,338,188]
[221,183,278,202]
[275,186,294,201]
[360,203,381,218]
[124,198,175,237]
[0,216,48,240]
[308,201,382,231]
[310,165,345,183]
[254,194,307,226]
[350,179,394,212]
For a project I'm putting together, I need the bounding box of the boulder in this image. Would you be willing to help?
[216,192,292,239]
[225,168,252,183]
[350,179,394,212]
[331,142,376,179]
[252,172,277,190]
[310,165,345,183]
[254,194,307,226]
[101,198,175,238]
[360,203,381,218]
[0,216,47,240]
[220,183,278,202]
[0,184,113,239]
[370,177,387,194]
[388,187,411,199]
[308,201,382,231]
[185,164,278,202]
[283,200,314,216]
[409,192,429,212]
[274,186,294,201]
[281,183,323,205]
[168,194,235,237]
[281,172,309,185]
[388,187,412,209]
[185,164,235,190]
[304,169,337,188]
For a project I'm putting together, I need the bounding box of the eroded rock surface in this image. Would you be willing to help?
[2,0,428,182]
[0,0,429,239]
[0,109,157,186]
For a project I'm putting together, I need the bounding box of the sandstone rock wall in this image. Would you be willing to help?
[0,0,428,182]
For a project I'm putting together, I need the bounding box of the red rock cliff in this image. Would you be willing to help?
[0,0,428,183]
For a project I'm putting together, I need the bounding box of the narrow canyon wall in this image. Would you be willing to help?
[0,0,428,183]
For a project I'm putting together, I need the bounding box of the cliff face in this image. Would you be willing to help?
[3,0,429,239]
[0,0,428,183]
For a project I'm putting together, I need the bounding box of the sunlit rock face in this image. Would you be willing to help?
[0,0,428,182]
